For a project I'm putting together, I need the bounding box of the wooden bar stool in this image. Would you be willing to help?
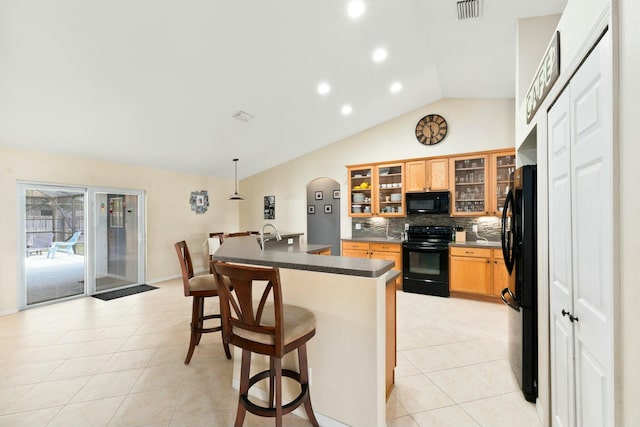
[211,261,319,427]
[174,241,231,364]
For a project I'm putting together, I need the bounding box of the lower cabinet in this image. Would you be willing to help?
[342,241,402,288]
[450,246,508,298]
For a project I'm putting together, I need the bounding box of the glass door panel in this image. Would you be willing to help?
[492,153,516,215]
[94,192,142,292]
[22,185,86,306]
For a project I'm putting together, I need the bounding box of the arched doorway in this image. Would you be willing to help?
[306,178,340,255]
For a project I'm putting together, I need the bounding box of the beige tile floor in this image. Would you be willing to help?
[0,278,540,427]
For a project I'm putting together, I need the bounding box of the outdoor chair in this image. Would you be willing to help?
[26,232,54,257]
[48,231,82,259]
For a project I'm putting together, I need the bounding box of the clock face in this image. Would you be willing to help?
[415,114,448,145]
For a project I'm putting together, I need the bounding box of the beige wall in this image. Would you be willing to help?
[618,0,640,424]
[0,146,239,314]
[239,98,515,235]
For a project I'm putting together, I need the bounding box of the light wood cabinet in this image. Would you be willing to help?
[348,163,405,217]
[450,247,492,294]
[449,149,515,217]
[450,246,509,298]
[405,158,449,192]
[342,241,402,288]
[449,154,490,216]
[492,249,510,297]
[488,150,516,216]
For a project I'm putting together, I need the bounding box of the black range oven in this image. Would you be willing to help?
[402,226,452,297]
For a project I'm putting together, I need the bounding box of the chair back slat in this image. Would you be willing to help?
[212,261,285,356]
[174,241,194,296]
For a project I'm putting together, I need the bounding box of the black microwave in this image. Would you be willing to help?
[405,191,450,214]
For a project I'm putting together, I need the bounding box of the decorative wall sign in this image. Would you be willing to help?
[324,204,332,214]
[307,205,315,214]
[315,191,323,200]
[189,190,209,214]
[264,195,275,219]
[526,31,560,124]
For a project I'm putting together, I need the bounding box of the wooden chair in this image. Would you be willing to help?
[225,231,251,237]
[211,261,319,427]
[209,232,225,242]
[174,241,231,364]
[206,232,226,273]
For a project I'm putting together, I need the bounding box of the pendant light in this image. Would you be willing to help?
[229,158,244,200]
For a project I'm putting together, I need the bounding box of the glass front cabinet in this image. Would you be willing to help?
[490,151,516,216]
[348,163,404,217]
[450,150,515,217]
[450,155,489,216]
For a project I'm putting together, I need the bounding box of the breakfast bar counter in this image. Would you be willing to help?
[212,236,395,427]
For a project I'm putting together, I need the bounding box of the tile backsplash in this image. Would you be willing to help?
[351,214,502,242]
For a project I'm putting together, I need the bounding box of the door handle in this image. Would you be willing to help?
[561,309,579,323]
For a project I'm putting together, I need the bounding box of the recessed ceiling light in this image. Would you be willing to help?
[341,105,353,115]
[317,82,331,95]
[347,1,365,19]
[372,48,388,63]
[390,82,403,93]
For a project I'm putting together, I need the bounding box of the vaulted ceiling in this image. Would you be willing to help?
[0,0,567,179]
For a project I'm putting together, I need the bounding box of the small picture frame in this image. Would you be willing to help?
[315,191,323,200]
[333,190,341,199]
[324,204,332,214]
[307,205,315,214]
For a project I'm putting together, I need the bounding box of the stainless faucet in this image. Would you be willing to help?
[260,223,282,250]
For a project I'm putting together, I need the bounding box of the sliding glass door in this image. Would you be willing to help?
[21,185,86,306]
[93,191,144,293]
[18,183,145,308]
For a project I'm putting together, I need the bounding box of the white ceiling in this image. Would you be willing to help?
[0,0,567,180]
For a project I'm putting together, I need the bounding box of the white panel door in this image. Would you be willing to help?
[547,31,613,427]
[569,31,613,427]
[548,87,575,427]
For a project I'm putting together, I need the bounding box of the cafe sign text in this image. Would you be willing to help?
[526,31,560,124]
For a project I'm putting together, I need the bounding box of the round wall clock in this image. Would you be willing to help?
[415,114,448,145]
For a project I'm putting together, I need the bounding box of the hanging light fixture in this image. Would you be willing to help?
[229,158,244,200]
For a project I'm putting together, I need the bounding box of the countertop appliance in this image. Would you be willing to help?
[500,165,537,402]
[402,225,452,297]
[405,191,450,214]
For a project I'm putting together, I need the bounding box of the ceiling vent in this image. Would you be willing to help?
[457,0,481,20]
[232,111,254,122]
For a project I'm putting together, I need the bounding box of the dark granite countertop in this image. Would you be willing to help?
[450,240,501,248]
[213,236,394,278]
[342,236,403,244]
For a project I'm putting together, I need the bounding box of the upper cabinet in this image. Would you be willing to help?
[449,149,515,217]
[348,148,514,218]
[488,151,516,216]
[450,154,489,216]
[405,158,449,192]
[348,163,405,217]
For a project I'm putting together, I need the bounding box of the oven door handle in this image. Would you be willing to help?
[402,243,448,251]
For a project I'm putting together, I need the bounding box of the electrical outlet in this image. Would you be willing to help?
[355,223,362,230]
[472,224,478,232]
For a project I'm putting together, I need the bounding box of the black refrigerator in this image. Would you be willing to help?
[500,165,537,403]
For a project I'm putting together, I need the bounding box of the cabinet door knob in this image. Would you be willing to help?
[561,309,579,323]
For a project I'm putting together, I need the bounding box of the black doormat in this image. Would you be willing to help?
[92,284,158,301]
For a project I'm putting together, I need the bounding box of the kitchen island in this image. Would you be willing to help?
[213,235,397,427]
